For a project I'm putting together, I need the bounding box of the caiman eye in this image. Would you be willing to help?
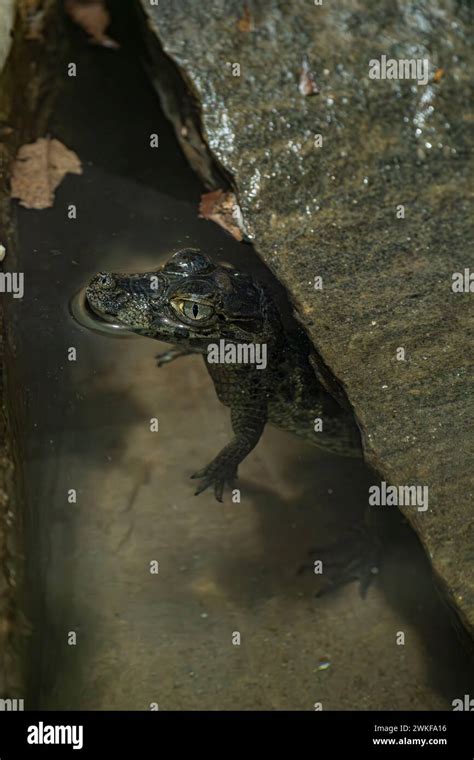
[172,299,214,321]
[96,273,115,290]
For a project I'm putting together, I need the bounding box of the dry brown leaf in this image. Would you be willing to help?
[65,0,119,49]
[10,138,83,210]
[17,0,43,11]
[24,12,46,41]
[237,3,253,32]
[18,0,47,41]
[199,190,244,241]
[299,60,319,96]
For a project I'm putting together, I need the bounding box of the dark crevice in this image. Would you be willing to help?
[135,1,231,192]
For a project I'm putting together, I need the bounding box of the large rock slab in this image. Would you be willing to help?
[140,1,473,633]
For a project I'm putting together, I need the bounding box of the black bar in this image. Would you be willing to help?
[0,711,472,757]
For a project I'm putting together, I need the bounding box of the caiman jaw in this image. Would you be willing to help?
[70,286,134,335]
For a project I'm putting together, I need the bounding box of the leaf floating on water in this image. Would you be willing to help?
[299,59,319,96]
[199,190,244,241]
[65,0,120,49]
[10,138,83,210]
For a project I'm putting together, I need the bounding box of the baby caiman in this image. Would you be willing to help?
[86,249,378,594]
[86,249,362,502]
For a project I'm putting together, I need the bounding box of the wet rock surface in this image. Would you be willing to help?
[141,1,473,631]
[0,0,14,73]
[0,0,66,699]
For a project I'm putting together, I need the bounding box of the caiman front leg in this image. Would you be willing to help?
[191,401,267,502]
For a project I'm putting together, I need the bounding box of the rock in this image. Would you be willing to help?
[0,0,14,74]
[140,1,474,633]
[0,0,65,699]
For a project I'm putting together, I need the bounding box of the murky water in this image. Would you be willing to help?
[7,1,473,709]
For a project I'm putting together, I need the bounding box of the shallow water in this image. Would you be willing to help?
[7,2,473,709]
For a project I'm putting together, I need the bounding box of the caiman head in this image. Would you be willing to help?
[86,249,274,350]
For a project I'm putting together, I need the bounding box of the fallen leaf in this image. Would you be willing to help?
[24,12,46,41]
[433,68,444,83]
[199,190,244,241]
[18,0,47,41]
[65,0,119,49]
[299,60,319,96]
[10,138,82,210]
[18,0,43,11]
[237,3,253,32]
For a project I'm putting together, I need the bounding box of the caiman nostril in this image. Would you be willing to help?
[97,273,115,289]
